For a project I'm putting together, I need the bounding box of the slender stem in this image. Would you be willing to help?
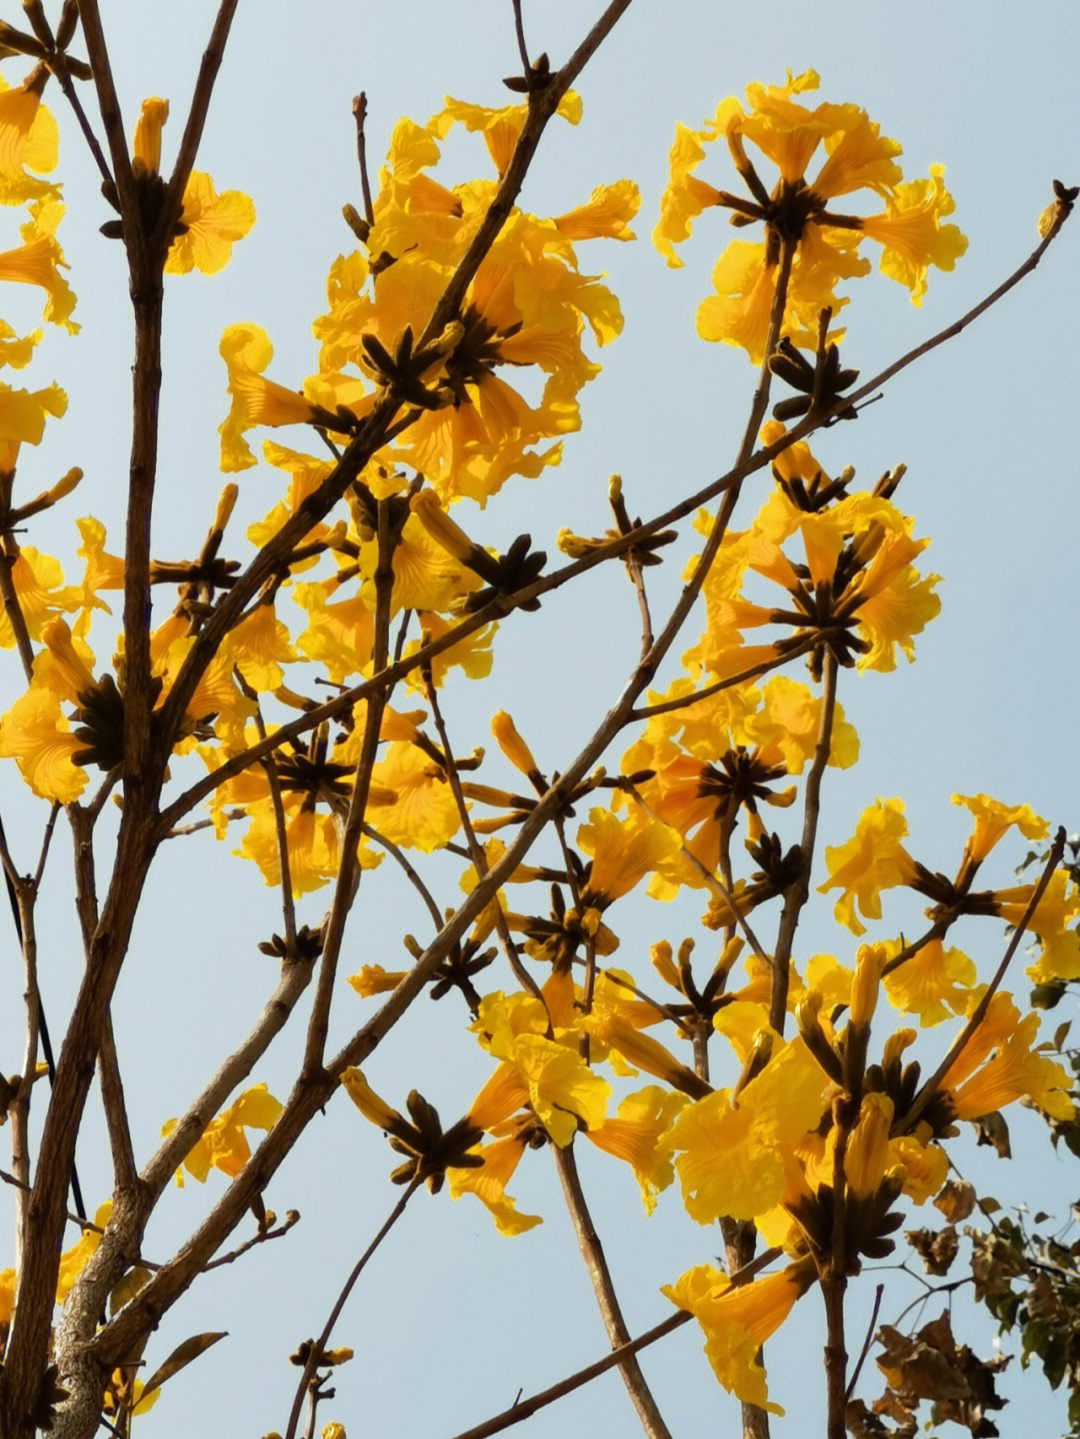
[282,1180,420,1439]
[845,1283,883,1402]
[552,1143,674,1439]
[361,821,444,930]
[52,58,113,185]
[159,0,241,250]
[510,0,530,75]
[240,684,297,951]
[424,670,545,1011]
[67,803,137,1193]
[631,631,833,721]
[75,0,136,235]
[769,646,838,1033]
[31,802,61,892]
[900,828,1066,1133]
[301,502,396,1077]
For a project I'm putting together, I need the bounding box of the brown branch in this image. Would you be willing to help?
[67,804,137,1194]
[201,1207,299,1271]
[845,1282,883,1403]
[552,1143,674,1439]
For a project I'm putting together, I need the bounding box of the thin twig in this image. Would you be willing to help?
[361,821,444,930]
[283,1180,420,1439]
[302,499,397,1077]
[845,1283,884,1402]
[31,802,61,892]
[0,541,35,677]
[768,646,838,1033]
[424,668,545,1011]
[631,631,835,722]
[510,0,530,75]
[0,1168,107,1239]
[52,53,113,185]
[159,0,241,253]
[201,1209,300,1271]
[451,1246,782,1439]
[900,828,1066,1134]
[243,681,297,951]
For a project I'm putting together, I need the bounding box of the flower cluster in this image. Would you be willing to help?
[654,69,968,359]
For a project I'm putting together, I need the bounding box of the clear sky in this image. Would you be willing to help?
[2,1,1078,1435]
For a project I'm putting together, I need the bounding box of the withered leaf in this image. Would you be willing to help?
[935,1179,976,1224]
[907,1224,959,1276]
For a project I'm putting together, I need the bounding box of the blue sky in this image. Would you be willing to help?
[2,1,1078,1434]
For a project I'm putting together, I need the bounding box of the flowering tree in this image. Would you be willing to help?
[0,3,1077,1438]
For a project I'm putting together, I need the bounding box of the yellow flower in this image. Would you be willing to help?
[654,72,964,356]
[368,740,460,852]
[0,72,60,204]
[844,1092,893,1199]
[889,1130,947,1204]
[218,323,321,471]
[166,171,256,276]
[347,964,408,998]
[292,580,374,685]
[341,1068,406,1132]
[652,116,729,266]
[0,542,68,645]
[584,1085,688,1213]
[63,516,125,617]
[739,674,859,773]
[447,1132,542,1236]
[219,600,297,692]
[862,165,967,305]
[554,179,639,241]
[994,871,1080,984]
[951,792,1048,866]
[818,798,917,935]
[662,1040,826,1222]
[0,197,77,331]
[662,1255,817,1413]
[881,937,976,1027]
[0,684,88,802]
[403,612,494,689]
[942,995,1073,1122]
[427,91,582,178]
[576,805,682,906]
[162,1084,282,1185]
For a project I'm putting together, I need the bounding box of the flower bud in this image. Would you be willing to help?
[491,710,539,778]
[132,97,169,176]
[410,488,475,562]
